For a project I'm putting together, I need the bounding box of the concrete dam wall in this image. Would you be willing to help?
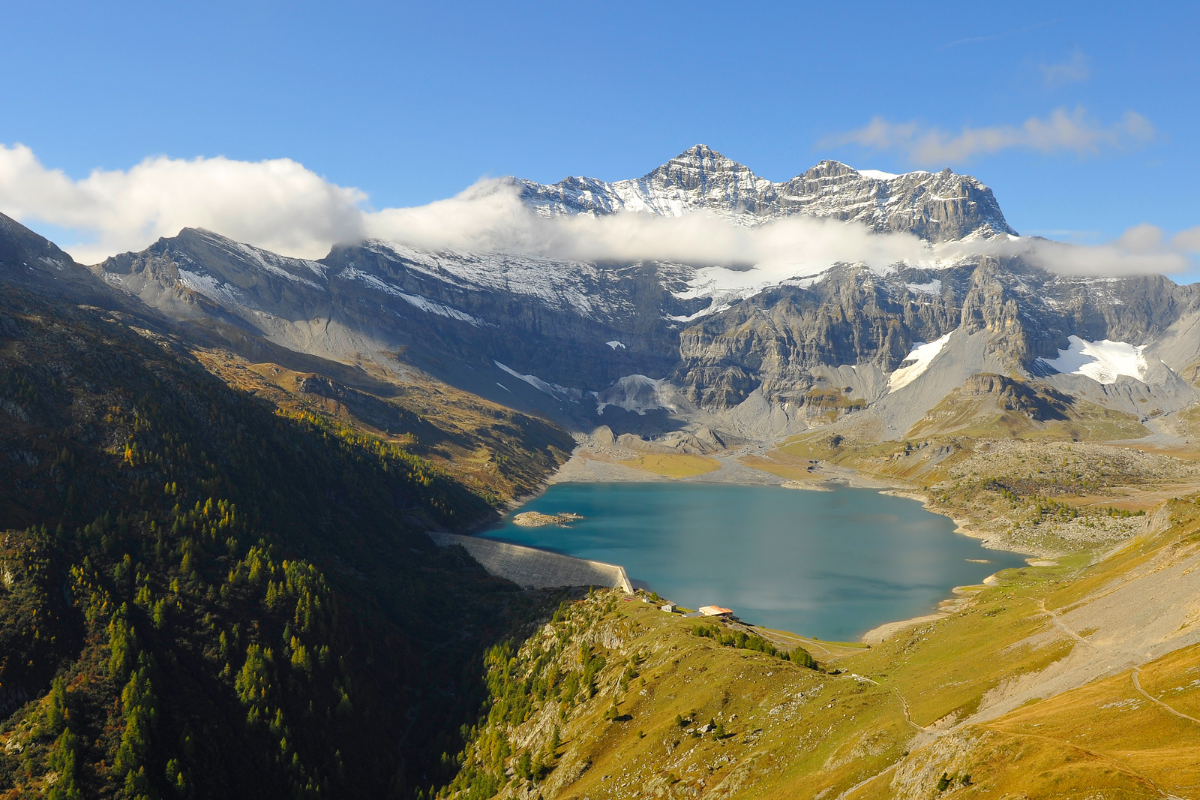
[429,533,632,592]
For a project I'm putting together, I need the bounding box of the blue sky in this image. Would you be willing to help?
[2,1,1197,274]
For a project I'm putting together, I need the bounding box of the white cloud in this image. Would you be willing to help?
[3,142,929,271]
[368,180,1197,280]
[1040,50,1090,88]
[829,107,1154,166]
[364,178,931,274]
[0,143,366,263]
[1115,223,1164,252]
[1173,226,1200,253]
[939,225,1193,277]
[0,143,1194,283]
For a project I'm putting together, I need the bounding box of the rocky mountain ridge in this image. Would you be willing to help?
[6,144,1200,447]
[515,144,1017,242]
[95,224,1199,438]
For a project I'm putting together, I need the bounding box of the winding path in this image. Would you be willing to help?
[825,592,1197,799]
[834,763,897,800]
[1132,666,1200,726]
[1038,600,1200,727]
[833,601,1196,799]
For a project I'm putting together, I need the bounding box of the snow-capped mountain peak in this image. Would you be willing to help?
[515,145,1016,243]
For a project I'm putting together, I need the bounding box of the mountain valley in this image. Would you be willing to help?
[2,145,1200,799]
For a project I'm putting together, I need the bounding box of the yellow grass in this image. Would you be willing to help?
[619,453,721,478]
[1137,642,1200,719]
[460,501,1200,800]
[983,653,1200,797]
[739,452,821,481]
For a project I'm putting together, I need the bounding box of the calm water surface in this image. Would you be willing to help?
[479,482,1026,641]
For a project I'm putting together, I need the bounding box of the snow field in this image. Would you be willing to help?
[1038,336,1147,384]
[888,332,954,392]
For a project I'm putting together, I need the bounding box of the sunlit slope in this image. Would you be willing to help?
[904,373,1149,441]
[618,453,722,478]
[769,430,1200,557]
[437,498,1200,799]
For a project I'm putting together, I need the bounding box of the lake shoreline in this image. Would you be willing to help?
[472,450,1027,642]
[472,440,1040,644]
[532,441,1040,552]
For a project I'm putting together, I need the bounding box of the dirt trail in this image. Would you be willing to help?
[1038,599,1097,647]
[836,763,897,800]
[1132,666,1200,726]
[1033,600,1200,724]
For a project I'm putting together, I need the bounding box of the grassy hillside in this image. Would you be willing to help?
[6,211,1199,799]
[192,347,573,508]
[617,454,721,478]
[0,284,561,799]
[435,499,1200,799]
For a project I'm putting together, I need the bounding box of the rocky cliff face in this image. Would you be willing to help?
[92,229,684,412]
[63,146,1200,443]
[958,373,1073,420]
[674,264,962,407]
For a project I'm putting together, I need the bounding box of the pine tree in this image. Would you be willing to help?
[44,675,67,736]
[47,728,81,800]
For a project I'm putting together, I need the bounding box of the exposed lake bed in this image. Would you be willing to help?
[480,481,1028,642]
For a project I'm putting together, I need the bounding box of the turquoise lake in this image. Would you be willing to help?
[479,482,1027,642]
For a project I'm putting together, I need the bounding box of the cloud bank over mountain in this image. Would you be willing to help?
[366,178,931,274]
[0,144,367,263]
[945,227,1195,277]
[0,142,1195,279]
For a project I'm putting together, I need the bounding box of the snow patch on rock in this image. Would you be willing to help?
[338,267,485,326]
[888,332,954,392]
[393,290,483,326]
[494,362,582,401]
[666,301,732,323]
[906,279,942,295]
[193,229,324,288]
[854,168,899,181]
[1037,336,1148,384]
[364,241,628,320]
[177,269,259,311]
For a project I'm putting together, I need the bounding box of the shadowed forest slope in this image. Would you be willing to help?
[0,281,566,799]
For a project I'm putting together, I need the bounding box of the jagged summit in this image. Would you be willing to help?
[639,144,759,184]
[805,159,861,179]
[1,188,1193,451]
[515,146,1016,242]
[651,143,745,171]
